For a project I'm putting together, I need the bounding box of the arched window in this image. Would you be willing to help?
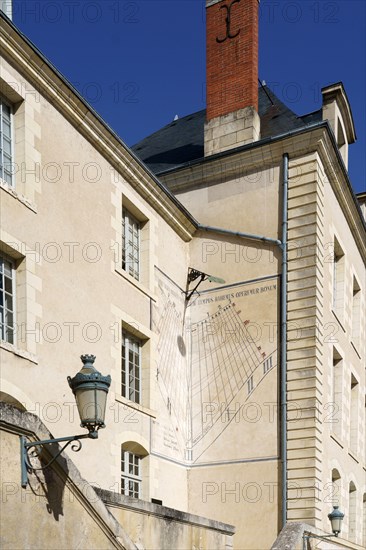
[348,482,357,541]
[332,348,342,438]
[350,375,359,455]
[121,441,148,499]
[331,469,341,506]
[332,237,345,321]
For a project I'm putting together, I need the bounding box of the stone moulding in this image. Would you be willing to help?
[95,487,235,535]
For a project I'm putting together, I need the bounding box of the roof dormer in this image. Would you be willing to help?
[322,82,356,169]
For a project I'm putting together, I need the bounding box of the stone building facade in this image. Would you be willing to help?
[0,1,365,549]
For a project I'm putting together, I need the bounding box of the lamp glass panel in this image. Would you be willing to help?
[96,388,108,423]
[331,517,342,533]
[75,388,97,424]
[76,388,108,424]
[75,386,109,426]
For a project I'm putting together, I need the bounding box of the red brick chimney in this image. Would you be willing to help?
[205,0,260,156]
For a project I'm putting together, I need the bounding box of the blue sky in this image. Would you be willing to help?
[11,0,366,194]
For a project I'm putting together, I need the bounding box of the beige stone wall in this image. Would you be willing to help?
[319,157,365,546]
[286,150,366,546]
[0,44,192,511]
[98,489,234,550]
[205,108,260,156]
[160,157,283,549]
[286,152,326,527]
[0,404,234,550]
[0,405,134,550]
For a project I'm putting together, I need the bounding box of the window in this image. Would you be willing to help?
[331,348,342,438]
[0,256,15,344]
[351,277,361,349]
[350,374,359,455]
[122,330,141,404]
[331,469,341,506]
[122,208,140,280]
[332,237,345,320]
[121,447,141,498]
[0,96,13,186]
[348,482,357,542]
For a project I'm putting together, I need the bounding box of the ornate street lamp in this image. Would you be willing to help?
[328,505,345,537]
[20,354,111,488]
[303,506,345,549]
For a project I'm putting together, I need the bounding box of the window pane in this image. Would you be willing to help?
[4,276,12,294]
[1,98,13,186]
[2,102,11,118]
[121,330,141,404]
[5,311,13,328]
[6,327,14,344]
[3,261,11,277]
[122,208,140,280]
[4,172,12,185]
[0,257,14,344]
[3,122,11,140]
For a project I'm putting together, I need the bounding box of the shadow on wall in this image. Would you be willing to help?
[27,442,69,521]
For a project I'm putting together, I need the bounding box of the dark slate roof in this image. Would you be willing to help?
[299,109,323,125]
[132,86,321,174]
[132,110,205,175]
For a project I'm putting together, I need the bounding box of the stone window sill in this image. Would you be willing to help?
[0,340,38,364]
[114,265,157,302]
[115,394,156,419]
[0,178,37,213]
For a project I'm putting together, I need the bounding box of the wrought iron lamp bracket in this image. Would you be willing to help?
[20,431,98,489]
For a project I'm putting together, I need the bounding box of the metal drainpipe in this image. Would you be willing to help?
[281,153,289,529]
[195,224,282,247]
[196,154,289,530]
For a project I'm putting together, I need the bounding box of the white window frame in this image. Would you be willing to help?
[122,208,140,281]
[0,96,13,186]
[121,330,141,404]
[121,447,141,498]
[0,255,15,344]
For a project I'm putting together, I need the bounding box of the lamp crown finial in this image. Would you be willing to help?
[80,354,96,365]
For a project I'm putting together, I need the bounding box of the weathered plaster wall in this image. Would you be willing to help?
[0,404,135,550]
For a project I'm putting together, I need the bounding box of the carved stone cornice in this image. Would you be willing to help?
[160,124,366,263]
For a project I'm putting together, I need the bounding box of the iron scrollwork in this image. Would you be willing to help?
[20,433,92,488]
[216,0,241,43]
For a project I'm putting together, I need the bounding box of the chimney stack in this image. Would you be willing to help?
[0,0,12,19]
[205,0,260,156]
